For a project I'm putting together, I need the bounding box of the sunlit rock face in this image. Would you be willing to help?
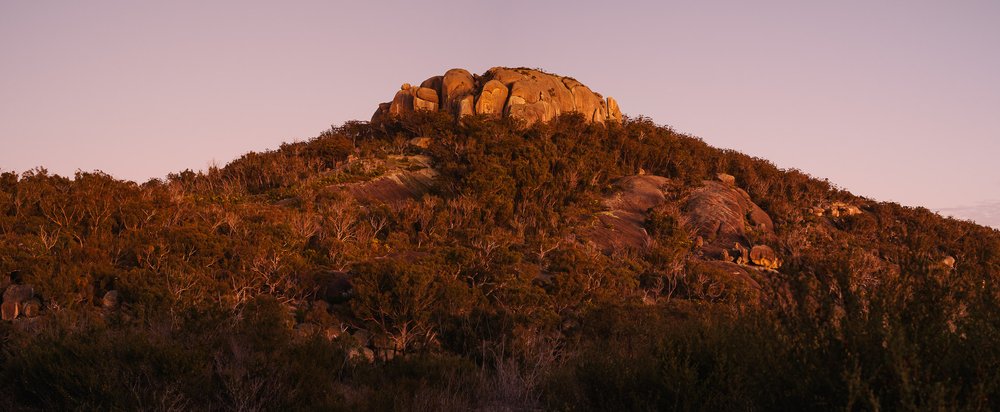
[372,67,622,126]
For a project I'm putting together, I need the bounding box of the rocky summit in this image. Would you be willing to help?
[371,67,623,125]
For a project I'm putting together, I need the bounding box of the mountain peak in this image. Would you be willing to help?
[371,67,623,125]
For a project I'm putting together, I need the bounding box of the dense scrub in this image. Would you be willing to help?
[1,112,998,410]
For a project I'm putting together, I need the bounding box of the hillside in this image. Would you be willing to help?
[1,69,999,411]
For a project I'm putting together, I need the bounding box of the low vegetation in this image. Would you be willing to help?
[1,111,997,410]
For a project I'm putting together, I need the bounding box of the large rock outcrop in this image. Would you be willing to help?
[682,177,775,259]
[577,172,783,273]
[372,67,623,126]
[341,155,437,204]
[583,175,673,253]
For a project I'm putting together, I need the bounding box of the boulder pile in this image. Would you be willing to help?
[810,201,863,217]
[583,174,673,253]
[372,67,623,126]
[2,284,40,321]
[682,180,774,253]
[749,245,781,270]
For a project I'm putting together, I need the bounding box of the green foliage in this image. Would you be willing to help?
[351,257,475,356]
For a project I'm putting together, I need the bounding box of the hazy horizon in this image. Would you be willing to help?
[2,1,998,228]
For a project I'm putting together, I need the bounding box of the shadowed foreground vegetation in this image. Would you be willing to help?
[1,111,998,410]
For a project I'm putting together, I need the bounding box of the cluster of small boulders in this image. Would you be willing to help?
[723,243,782,270]
[810,202,863,218]
[1,278,122,322]
[1,281,41,321]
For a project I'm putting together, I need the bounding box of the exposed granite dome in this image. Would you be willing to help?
[372,67,622,125]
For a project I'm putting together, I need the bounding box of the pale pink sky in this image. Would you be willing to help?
[2,1,998,227]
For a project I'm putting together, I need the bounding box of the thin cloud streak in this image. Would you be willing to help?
[937,201,1000,229]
